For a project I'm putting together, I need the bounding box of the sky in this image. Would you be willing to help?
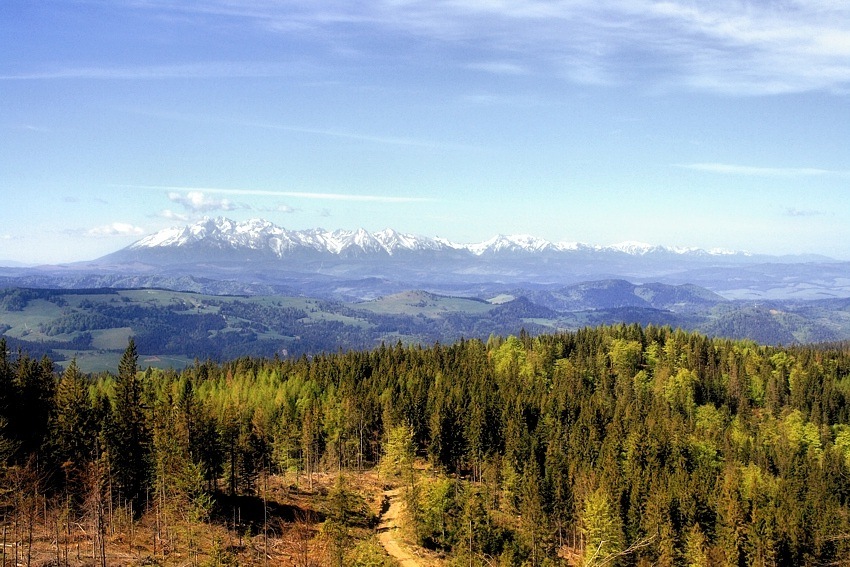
[1,0,850,265]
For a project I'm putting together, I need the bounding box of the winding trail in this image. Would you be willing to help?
[377,487,424,567]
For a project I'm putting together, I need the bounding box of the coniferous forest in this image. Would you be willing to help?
[3,325,850,565]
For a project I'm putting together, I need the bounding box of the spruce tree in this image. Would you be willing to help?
[108,338,150,507]
[54,358,95,490]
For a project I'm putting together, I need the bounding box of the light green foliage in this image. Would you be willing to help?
[694,403,725,440]
[347,538,395,567]
[492,335,534,384]
[663,368,697,415]
[781,409,822,457]
[417,477,461,550]
[632,369,651,396]
[581,488,622,567]
[683,524,709,567]
[380,422,414,480]
[834,424,850,468]
[739,463,777,504]
[609,339,642,380]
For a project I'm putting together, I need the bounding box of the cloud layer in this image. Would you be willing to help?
[117,0,850,96]
[7,1,849,95]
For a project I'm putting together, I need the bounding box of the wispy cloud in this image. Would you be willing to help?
[255,203,299,214]
[676,163,849,177]
[122,108,475,151]
[87,222,145,238]
[0,61,308,81]
[121,185,435,203]
[786,207,825,217]
[14,124,52,133]
[466,61,529,76]
[245,121,474,150]
[15,2,849,96]
[122,0,850,95]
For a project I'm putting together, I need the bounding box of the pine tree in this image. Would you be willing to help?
[107,338,150,507]
[54,358,95,495]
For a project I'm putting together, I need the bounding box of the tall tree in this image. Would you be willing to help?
[107,338,150,506]
[54,358,95,494]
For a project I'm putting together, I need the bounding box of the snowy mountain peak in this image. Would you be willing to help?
[468,234,555,255]
[608,241,663,255]
[125,217,748,259]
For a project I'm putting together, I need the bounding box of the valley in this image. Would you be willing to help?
[3,283,850,373]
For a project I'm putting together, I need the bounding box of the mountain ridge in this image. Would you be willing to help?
[123,216,779,259]
[1,217,847,302]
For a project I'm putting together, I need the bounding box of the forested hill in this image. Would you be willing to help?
[3,326,850,565]
[4,286,850,375]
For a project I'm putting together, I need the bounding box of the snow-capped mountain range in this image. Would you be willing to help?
[2,216,836,301]
[127,217,743,259]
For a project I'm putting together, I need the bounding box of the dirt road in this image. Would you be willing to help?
[377,487,425,567]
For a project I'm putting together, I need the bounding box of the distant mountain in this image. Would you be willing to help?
[116,217,761,260]
[0,217,847,301]
[515,280,727,313]
[125,218,452,258]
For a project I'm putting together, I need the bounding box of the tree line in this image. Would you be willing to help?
[2,325,850,565]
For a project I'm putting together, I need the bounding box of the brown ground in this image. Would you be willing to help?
[377,487,424,567]
[0,469,447,566]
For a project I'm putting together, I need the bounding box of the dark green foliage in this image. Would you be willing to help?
[0,348,56,464]
[54,358,96,491]
[106,338,151,505]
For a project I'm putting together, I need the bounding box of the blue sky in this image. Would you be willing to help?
[2,0,849,264]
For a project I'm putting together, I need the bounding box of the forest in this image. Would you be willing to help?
[2,324,850,565]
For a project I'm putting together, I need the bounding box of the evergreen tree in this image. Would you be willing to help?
[107,337,151,506]
[54,358,95,492]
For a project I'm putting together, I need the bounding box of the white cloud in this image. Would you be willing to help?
[87,223,145,238]
[158,209,190,221]
[168,191,244,212]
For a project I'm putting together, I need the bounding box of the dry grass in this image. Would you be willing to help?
[0,470,399,567]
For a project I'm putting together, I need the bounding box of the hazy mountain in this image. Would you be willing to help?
[514,280,727,313]
[1,217,847,301]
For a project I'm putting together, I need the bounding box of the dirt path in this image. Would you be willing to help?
[377,487,425,567]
